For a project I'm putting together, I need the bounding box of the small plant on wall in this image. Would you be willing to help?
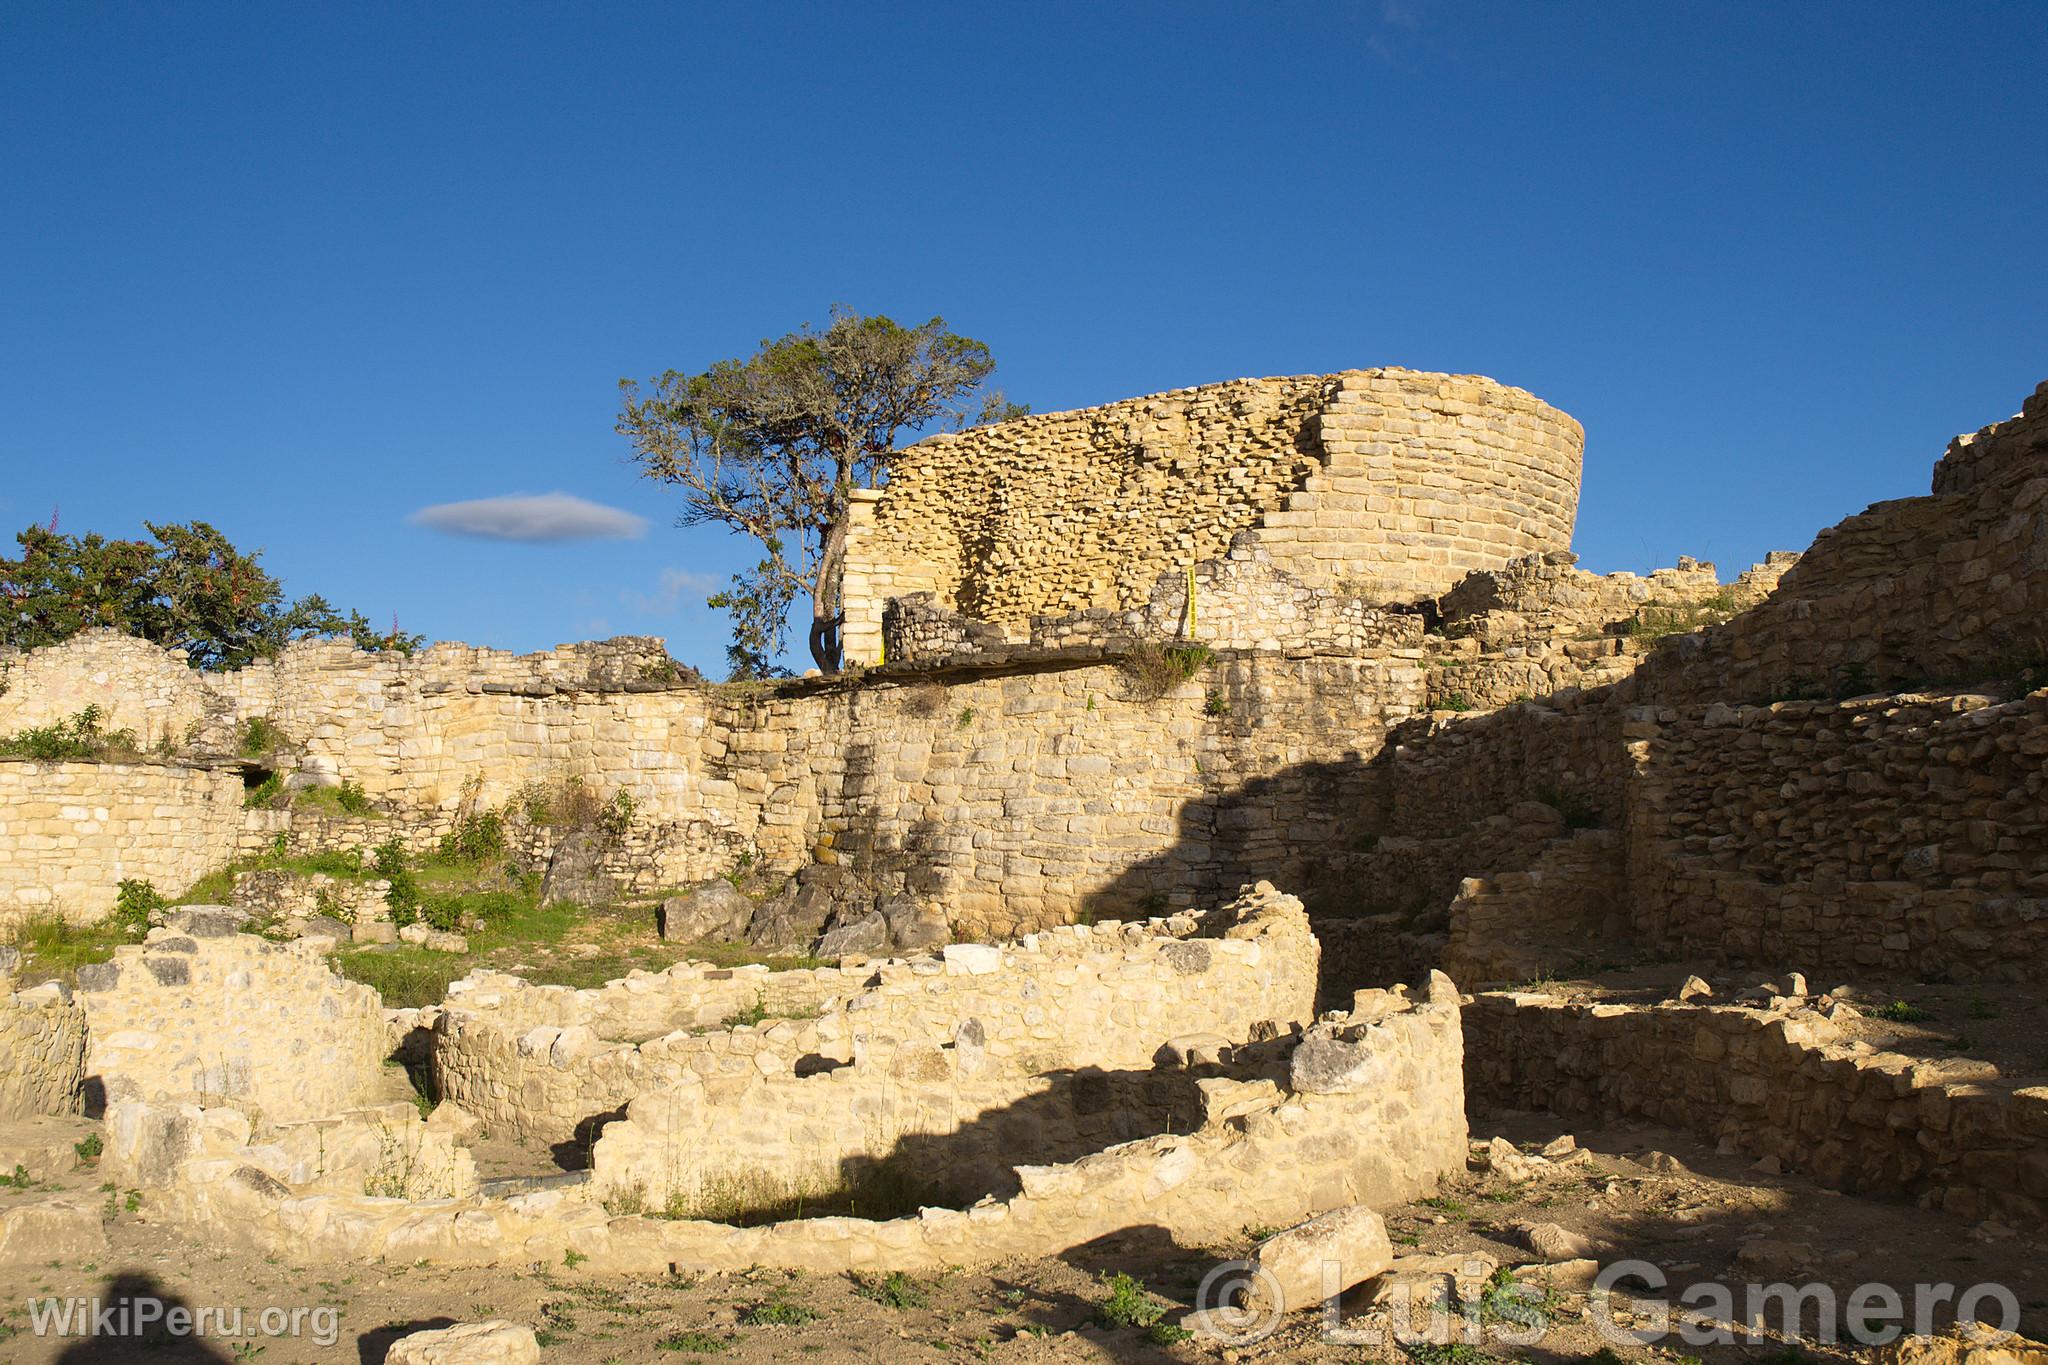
[1121,642,1214,702]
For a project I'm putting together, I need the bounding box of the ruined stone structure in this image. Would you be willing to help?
[427,884,1317,1144]
[3,369,2047,1308]
[76,907,388,1121]
[839,367,1585,663]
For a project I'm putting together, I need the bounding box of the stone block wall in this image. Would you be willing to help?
[76,910,389,1121]
[840,368,1582,664]
[427,886,1318,1143]
[0,630,216,747]
[0,759,245,926]
[1465,992,2048,1223]
[1624,689,2048,980]
[0,981,87,1120]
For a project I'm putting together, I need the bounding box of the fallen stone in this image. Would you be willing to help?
[1736,1238,1815,1275]
[1538,1135,1578,1159]
[1879,1323,2048,1365]
[658,881,756,942]
[1479,1135,1545,1181]
[816,910,888,958]
[1676,974,1714,1002]
[0,1197,107,1265]
[1516,1257,1601,1290]
[880,893,950,951]
[1636,1150,1687,1175]
[426,1101,483,1144]
[1246,1206,1393,1314]
[1514,1220,1595,1262]
[385,1320,540,1365]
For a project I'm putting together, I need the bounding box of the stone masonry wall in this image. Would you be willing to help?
[1624,688,2048,980]
[1465,992,2048,1224]
[76,909,388,1122]
[1634,380,2048,707]
[840,367,1582,664]
[427,885,1318,1143]
[0,980,88,1120]
[0,759,245,927]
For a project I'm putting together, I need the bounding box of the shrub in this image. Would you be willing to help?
[334,779,371,814]
[238,716,286,758]
[372,839,423,926]
[438,810,506,864]
[242,772,285,808]
[1096,1271,1168,1330]
[111,879,167,939]
[1121,642,1213,702]
[0,705,140,761]
[738,1293,819,1326]
[852,1270,928,1310]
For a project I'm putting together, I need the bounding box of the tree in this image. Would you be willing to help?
[0,517,423,670]
[616,306,1024,676]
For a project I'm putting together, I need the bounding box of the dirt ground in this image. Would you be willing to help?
[5,1109,2043,1365]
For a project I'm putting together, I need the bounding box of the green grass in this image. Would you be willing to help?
[0,705,141,761]
[656,1331,730,1354]
[291,783,378,818]
[4,913,138,987]
[1874,999,1933,1023]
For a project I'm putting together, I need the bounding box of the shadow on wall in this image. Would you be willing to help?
[1076,683,1637,1002]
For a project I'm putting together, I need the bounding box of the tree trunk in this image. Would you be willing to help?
[809,514,849,673]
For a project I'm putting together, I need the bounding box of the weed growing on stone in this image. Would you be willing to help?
[0,705,141,761]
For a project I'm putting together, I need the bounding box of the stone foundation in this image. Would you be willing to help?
[76,909,388,1122]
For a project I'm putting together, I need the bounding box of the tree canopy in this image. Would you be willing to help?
[0,517,423,670]
[616,306,1023,677]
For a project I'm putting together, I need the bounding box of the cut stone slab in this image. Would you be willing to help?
[0,1196,106,1265]
[385,1320,540,1365]
[1246,1205,1393,1314]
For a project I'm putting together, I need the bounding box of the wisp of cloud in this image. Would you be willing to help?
[411,491,648,542]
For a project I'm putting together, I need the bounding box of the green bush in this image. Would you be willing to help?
[243,772,285,808]
[111,879,168,939]
[372,839,423,926]
[238,715,286,758]
[438,810,506,863]
[1096,1271,1169,1330]
[0,705,140,761]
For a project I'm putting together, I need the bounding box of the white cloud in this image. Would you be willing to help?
[410,491,648,542]
[624,567,724,615]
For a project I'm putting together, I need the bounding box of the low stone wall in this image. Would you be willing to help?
[76,910,388,1122]
[115,978,1467,1273]
[0,759,245,927]
[106,1098,475,1202]
[0,980,88,1119]
[589,1037,1225,1215]
[1465,992,2048,1223]
[428,885,1319,1143]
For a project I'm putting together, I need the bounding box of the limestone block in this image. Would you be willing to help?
[1247,1206,1394,1314]
[385,1320,540,1365]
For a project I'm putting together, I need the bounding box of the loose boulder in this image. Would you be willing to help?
[657,881,756,942]
[385,1320,540,1365]
[1245,1205,1394,1314]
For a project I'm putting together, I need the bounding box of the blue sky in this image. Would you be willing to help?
[4,3,2041,673]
